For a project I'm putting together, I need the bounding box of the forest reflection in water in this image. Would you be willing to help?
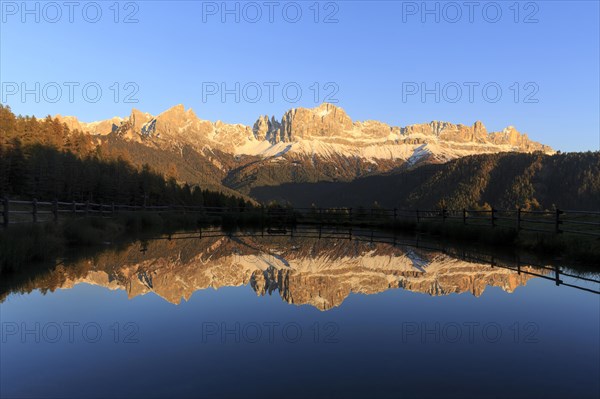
[2,227,598,308]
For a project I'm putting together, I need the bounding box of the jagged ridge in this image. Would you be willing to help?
[56,103,553,196]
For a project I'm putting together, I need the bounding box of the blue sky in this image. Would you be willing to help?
[1,0,599,151]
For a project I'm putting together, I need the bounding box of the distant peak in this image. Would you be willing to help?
[159,104,186,116]
[316,102,339,109]
[129,108,150,119]
[314,102,343,114]
[285,102,344,115]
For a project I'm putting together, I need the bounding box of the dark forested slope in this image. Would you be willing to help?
[0,105,250,207]
[251,152,600,210]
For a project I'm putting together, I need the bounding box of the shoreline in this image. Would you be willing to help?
[1,213,599,278]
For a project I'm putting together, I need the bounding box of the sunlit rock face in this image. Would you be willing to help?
[56,114,124,136]
[57,103,554,174]
[25,233,539,310]
[277,103,355,143]
[57,104,254,154]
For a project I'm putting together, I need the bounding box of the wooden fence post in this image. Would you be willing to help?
[462,209,467,225]
[349,208,353,224]
[442,207,446,223]
[3,197,9,227]
[52,199,58,222]
[491,207,495,227]
[415,209,420,223]
[555,209,562,234]
[32,198,38,223]
[516,208,521,231]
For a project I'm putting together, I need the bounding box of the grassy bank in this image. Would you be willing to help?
[374,219,600,264]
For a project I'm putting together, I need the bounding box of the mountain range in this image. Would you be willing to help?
[58,103,552,160]
[54,103,562,207]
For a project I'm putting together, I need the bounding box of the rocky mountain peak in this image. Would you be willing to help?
[252,114,281,142]
[473,120,487,136]
[277,103,353,142]
[157,104,186,119]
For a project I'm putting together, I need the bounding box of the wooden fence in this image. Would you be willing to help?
[2,198,600,238]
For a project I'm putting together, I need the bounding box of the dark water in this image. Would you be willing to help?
[1,228,599,398]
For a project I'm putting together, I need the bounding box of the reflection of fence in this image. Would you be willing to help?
[147,227,600,296]
[2,198,600,238]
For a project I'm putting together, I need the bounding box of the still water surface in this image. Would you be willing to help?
[1,228,599,398]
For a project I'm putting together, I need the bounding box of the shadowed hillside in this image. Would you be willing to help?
[251,152,600,210]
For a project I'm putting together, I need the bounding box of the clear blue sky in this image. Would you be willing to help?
[1,0,598,152]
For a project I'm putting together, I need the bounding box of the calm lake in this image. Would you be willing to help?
[1,228,599,398]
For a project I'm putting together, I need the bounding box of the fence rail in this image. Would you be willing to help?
[2,197,600,238]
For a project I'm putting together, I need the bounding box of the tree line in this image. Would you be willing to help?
[0,105,251,208]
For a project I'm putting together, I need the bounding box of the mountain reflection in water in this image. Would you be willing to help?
[3,228,597,309]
